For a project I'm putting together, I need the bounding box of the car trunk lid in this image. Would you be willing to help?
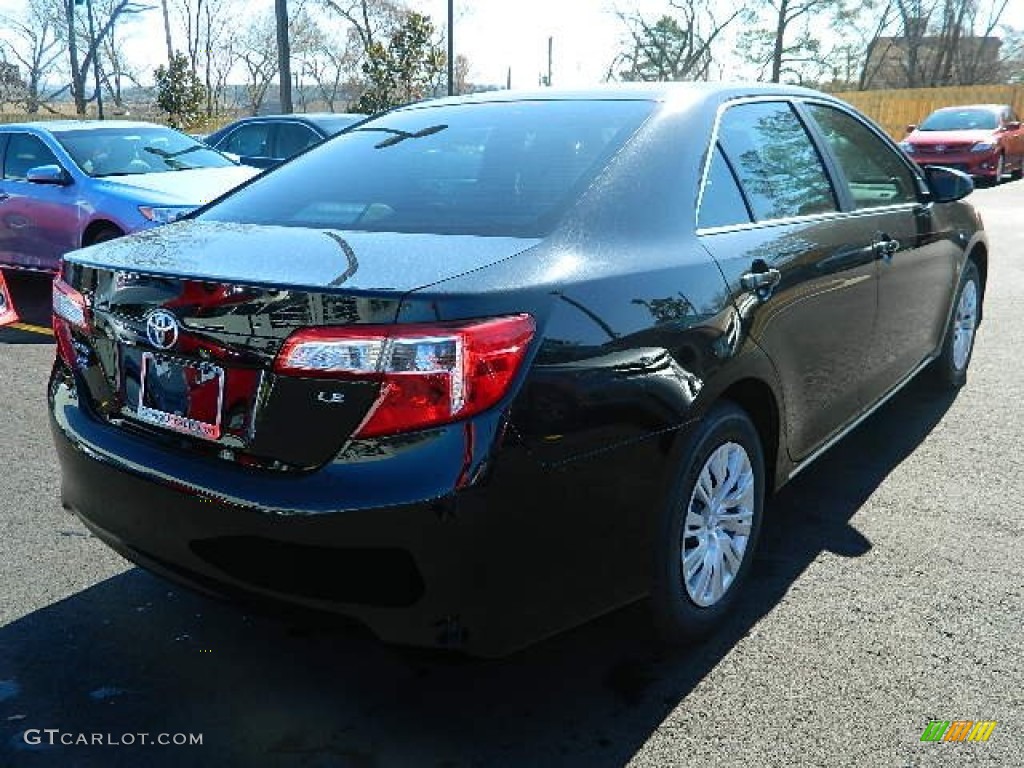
[58,223,539,469]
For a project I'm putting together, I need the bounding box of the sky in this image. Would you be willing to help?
[0,0,1022,89]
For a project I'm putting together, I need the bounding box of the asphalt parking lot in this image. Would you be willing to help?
[1,182,1022,767]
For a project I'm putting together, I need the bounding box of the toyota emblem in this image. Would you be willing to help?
[145,309,180,350]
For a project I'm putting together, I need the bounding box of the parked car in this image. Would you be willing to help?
[202,113,366,168]
[50,84,986,656]
[0,121,257,272]
[899,104,1024,183]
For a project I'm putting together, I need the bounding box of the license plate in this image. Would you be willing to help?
[136,352,224,440]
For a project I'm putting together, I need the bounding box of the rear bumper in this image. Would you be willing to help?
[50,365,663,656]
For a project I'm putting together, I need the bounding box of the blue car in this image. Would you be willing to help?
[0,121,257,272]
[203,113,365,169]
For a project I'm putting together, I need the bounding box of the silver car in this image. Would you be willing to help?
[0,121,257,271]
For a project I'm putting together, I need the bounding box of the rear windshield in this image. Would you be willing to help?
[199,99,654,237]
[919,109,998,131]
[55,126,234,176]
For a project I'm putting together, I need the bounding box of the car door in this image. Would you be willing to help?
[0,132,82,271]
[215,122,276,168]
[1002,107,1024,169]
[697,99,879,461]
[800,101,957,401]
[272,122,322,163]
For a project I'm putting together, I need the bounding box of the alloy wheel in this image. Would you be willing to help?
[952,278,978,371]
[682,442,755,607]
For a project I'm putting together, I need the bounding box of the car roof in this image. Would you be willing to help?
[398,82,838,112]
[0,120,167,132]
[930,104,1008,113]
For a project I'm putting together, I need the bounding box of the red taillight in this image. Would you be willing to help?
[275,314,535,437]
[52,276,91,365]
[53,277,91,331]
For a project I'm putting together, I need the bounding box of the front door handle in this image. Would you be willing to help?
[873,235,900,261]
[741,267,782,293]
[0,192,10,203]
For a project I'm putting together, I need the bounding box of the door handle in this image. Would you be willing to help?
[741,267,782,293]
[0,192,10,203]
[873,235,900,261]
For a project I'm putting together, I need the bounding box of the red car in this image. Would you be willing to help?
[899,104,1024,184]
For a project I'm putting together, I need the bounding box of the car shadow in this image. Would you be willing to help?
[0,376,958,767]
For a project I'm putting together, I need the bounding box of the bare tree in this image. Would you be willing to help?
[238,14,279,115]
[453,53,470,94]
[52,0,153,115]
[238,7,319,115]
[321,0,403,57]
[174,0,238,116]
[301,26,359,110]
[610,1,743,82]
[0,0,64,113]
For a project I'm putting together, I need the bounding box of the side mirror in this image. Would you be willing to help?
[1004,120,1021,131]
[924,165,973,203]
[26,164,71,186]
[905,124,917,134]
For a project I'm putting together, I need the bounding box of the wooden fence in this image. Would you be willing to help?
[832,84,1024,139]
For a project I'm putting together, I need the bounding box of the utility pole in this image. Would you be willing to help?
[506,67,511,90]
[547,36,552,87]
[275,0,293,113]
[447,0,455,96]
[160,0,174,63]
[84,0,104,118]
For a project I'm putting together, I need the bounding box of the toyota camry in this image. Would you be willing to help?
[49,84,986,656]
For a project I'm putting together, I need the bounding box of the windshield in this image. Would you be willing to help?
[919,109,999,131]
[54,126,235,177]
[198,99,654,237]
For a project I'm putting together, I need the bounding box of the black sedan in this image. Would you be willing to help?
[50,84,986,656]
[202,112,365,168]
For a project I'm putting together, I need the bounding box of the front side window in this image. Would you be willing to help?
[220,124,272,157]
[717,101,836,221]
[55,126,233,176]
[805,104,919,209]
[199,99,655,237]
[275,123,320,158]
[4,134,59,180]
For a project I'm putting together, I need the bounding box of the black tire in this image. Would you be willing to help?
[931,259,981,389]
[649,402,765,644]
[86,226,124,246]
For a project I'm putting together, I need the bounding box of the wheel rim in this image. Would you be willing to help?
[682,442,755,607]
[996,155,1004,180]
[952,278,978,371]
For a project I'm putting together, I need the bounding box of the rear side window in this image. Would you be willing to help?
[221,124,272,157]
[275,123,321,158]
[200,99,654,237]
[805,104,918,209]
[698,145,751,229]
[717,102,836,221]
[4,134,59,180]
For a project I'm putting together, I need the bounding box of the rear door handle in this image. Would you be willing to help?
[741,267,782,293]
[0,192,10,203]
[873,235,900,261]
